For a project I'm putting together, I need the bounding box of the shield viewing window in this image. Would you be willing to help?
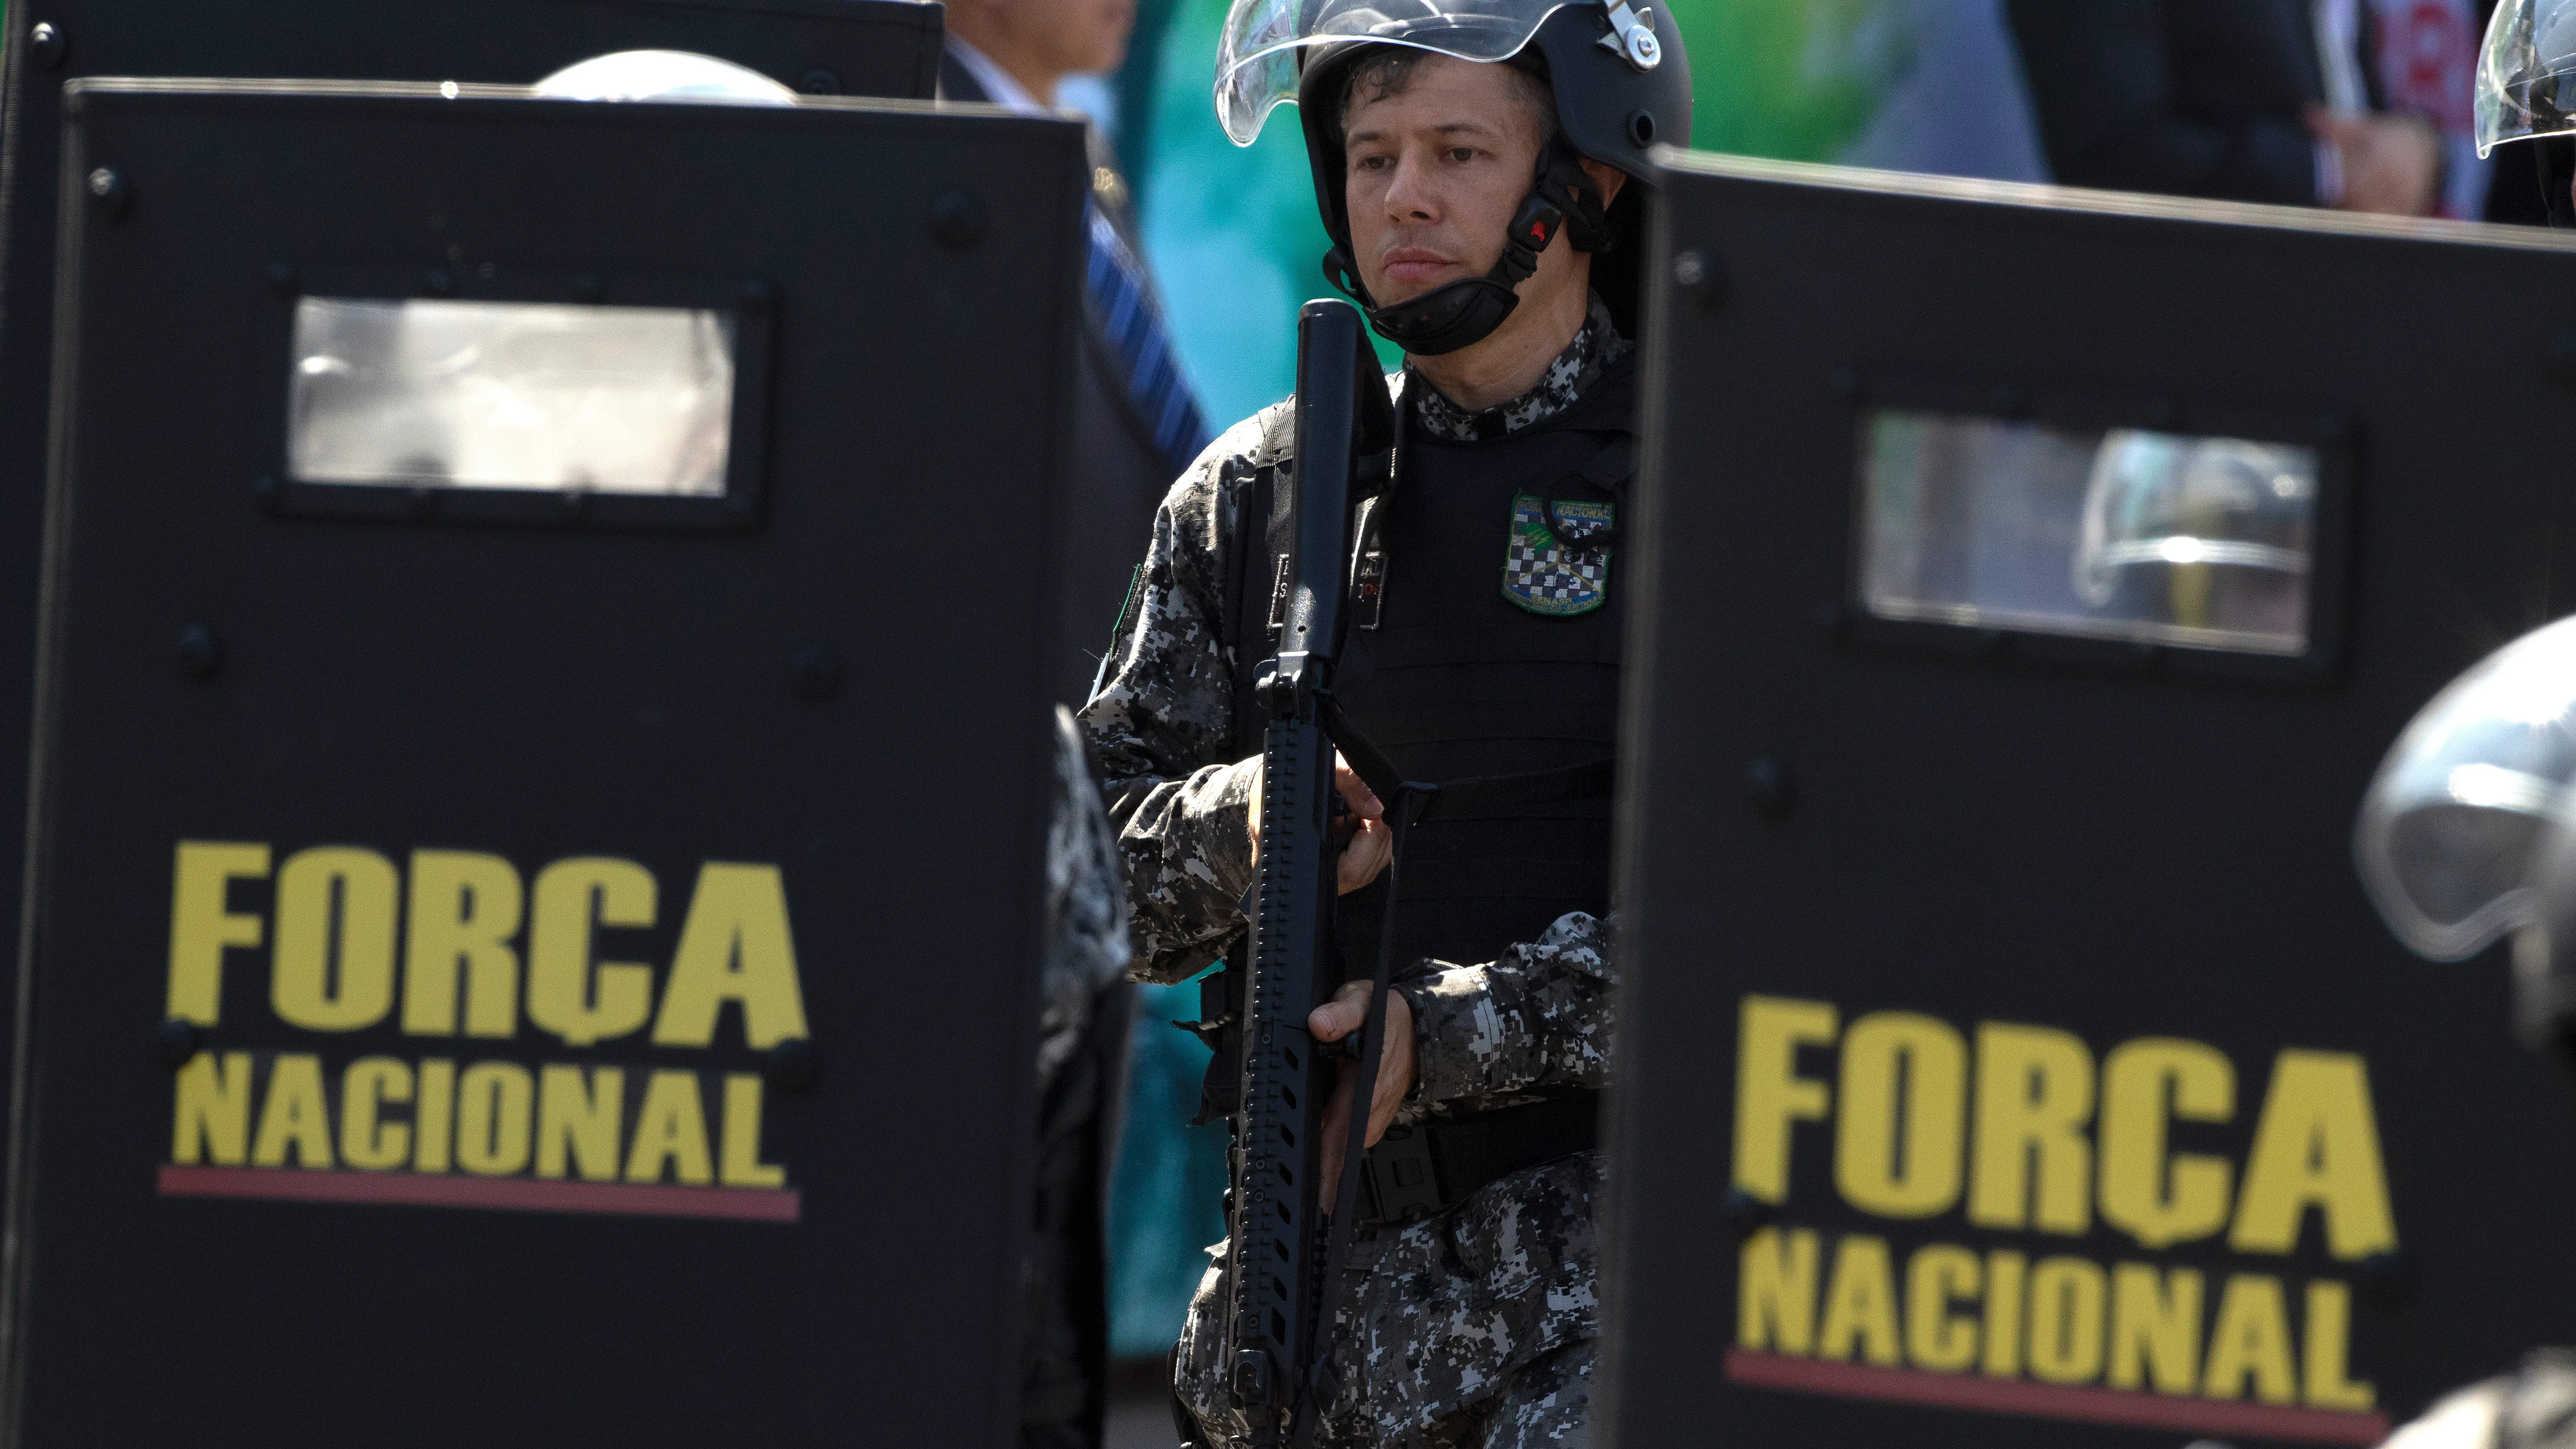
[289,298,736,497]
[264,273,773,530]
[1856,410,2328,664]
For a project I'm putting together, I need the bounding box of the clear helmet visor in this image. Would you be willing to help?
[2357,616,2576,960]
[1214,0,1577,145]
[2477,0,2576,156]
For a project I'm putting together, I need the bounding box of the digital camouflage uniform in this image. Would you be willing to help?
[1024,707,1135,1449]
[1039,704,1133,1091]
[1079,309,1626,1449]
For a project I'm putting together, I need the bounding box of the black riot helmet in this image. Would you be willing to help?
[2357,617,2576,1058]
[1214,0,1692,354]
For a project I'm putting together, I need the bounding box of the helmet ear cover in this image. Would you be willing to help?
[1323,134,1616,356]
[1535,136,1617,255]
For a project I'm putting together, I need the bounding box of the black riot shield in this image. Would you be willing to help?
[4,80,1082,1446]
[1602,155,2576,1448]
[0,0,942,1104]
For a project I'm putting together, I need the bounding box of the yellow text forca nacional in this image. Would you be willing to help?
[160,841,810,1192]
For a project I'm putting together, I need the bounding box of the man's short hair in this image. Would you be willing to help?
[1335,46,1556,149]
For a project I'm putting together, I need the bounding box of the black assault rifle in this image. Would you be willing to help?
[1222,298,1397,1447]
[1220,299,1616,1446]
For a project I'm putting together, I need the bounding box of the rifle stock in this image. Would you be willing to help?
[1222,299,1390,1445]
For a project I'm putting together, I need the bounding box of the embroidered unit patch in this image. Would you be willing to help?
[1503,493,1613,617]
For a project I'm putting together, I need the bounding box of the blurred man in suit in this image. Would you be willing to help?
[941,0,1210,706]
[942,14,1193,1449]
[2008,0,2442,215]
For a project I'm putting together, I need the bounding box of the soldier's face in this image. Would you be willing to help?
[1341,57,1552,308]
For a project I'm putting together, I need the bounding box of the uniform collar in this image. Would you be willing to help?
[946,38,1046,115]
[1408,294,1631,444]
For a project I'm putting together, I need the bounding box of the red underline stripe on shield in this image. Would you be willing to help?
[1725,1348,2389,1445]
[156,1165,800,1222]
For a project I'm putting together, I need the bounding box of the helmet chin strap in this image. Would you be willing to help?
[1326,139,1615,358]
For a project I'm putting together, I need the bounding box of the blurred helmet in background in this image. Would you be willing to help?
[2073,430,2316,642]
[533,50,797,105]
[2358,617,2576,1049]
[2358,617,2576,960]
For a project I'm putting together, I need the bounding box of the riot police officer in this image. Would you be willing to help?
[1076,0,1687,1443]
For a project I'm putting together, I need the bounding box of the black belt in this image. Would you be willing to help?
[1354,1091,1601,1229]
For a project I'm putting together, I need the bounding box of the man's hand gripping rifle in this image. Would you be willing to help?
[1221,298,1400,1448]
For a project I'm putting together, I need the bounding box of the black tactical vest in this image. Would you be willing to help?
[1226,356,1636,978]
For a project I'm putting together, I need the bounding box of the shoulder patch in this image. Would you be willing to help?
[1503,494,1612,617]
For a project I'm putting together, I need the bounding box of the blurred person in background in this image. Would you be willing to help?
[1032,707,1139,1449]
[2006,0,2445,216]
[941,0,1213,706]
[939,4,1210,1445]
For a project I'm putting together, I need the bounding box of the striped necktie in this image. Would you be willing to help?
[1084,202,1211,479]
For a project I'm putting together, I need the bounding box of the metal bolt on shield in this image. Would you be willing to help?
[175,624,223,681]
[1671,248,1724,312]
[785,645,844,702]
[86,166,129,219]
[157,1019,203,1069]
[765,1037,820,1092]
[1743,756,1795,818]
[930,191,987,250]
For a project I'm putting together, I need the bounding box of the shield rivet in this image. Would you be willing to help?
[1743,756,1795,819]
[2356,1250,2416,1311]
[786,645,844,702]
[764,1037,821,1092]
[158,1019,204,1069]
[176,624,223,682]
[930,190,988,250]
[2549,328,2576,389]
[1718,1187,1778,1241]
[85,166,128,219]
[1672,249,1726,313]
[29,22,65,69]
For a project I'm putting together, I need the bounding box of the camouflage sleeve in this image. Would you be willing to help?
[1037,706,1132,1093]
[1395,911,1616,1110]
[1077,417,1268,985]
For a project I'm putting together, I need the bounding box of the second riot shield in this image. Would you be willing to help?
[0,0,946,1173]
[1605,156,2576,1447]
[4,79,1084,1445]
